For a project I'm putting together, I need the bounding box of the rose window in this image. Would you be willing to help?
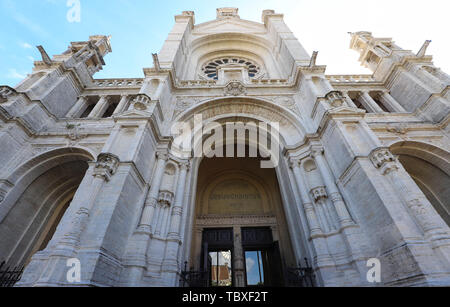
[201,57,262,80]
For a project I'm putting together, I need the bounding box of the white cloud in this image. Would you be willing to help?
[246,257,255,273]
[7,69,26,79]
[20,42,33,49]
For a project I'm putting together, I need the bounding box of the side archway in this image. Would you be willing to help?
[390,141,450,226]
[0,147,94,267]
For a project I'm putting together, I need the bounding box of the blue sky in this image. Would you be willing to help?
[1,0,449,87]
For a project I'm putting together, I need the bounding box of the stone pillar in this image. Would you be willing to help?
[137,152,169,234]
[342,92,358,108]
[113,95,130,115]
[290,159,335,269]
[56,153,120,250]
[311,149,354,228]
[378,92,407,113]
[162,162,190,284]
[357,91,384,113]
[369,148,450,263]
[88,95,111,118]
[124,151,168,285]
[233,226,245,287]
[66,96,89,118]
[167,162,189,239]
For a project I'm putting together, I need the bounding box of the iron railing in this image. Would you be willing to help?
[180,262,210,287]
[286,258,316,287]
[0,261,24,287]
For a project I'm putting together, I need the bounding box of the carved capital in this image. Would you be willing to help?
[310,186,328,202]
[131,94,152,111]
[93,153,120,181]
[156,151,169,161]
[288,158,301,170]
[179,161,191,171]
[0,86,17,103]
[158,190,174,206]
[324,91,345,108]
[369,147,398,174]
[310,147,324,159]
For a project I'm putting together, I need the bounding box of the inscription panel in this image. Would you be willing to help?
[207,179,264,215]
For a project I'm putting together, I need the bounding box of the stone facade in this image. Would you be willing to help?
[0,8,449,287]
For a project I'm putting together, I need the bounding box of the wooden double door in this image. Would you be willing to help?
[201,227,285,287]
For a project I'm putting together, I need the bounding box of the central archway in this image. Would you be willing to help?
[175,97,311,287]
[190,155,297,287]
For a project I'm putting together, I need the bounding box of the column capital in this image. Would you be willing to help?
[156,150,169,161]
[93,153,120,181]
[179,161,191,171]
[310,147,324,158]
[99,94,111,101]
[310,186,328,202]
[288,157,301,169]
[369,147,399,175]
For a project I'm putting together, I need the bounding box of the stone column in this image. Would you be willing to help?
[378,92,407,113]
[29,153,120,286]
[311,149,354,228]
[88,95,111,118]
[341,92,358,108]
[167,162,189,240]
[233,226,245,287]
[290,160,322,236]
[137,152,169,234]
[113,95,130,115]
[123,151,168,286]
[56,153,120,250]
[66,96,89,118]
[162,162,190,283]
[290,159,334,269]
[357,91,384,113]
[369,147,450,262]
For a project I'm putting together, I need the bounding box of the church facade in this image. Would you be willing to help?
[0,8,449,287]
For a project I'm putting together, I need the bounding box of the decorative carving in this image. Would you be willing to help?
[387,124,408,135]
[0,190,6,203]
[369,147,398,175]
[131,94,152,111]
[93,153,120,181]
[158,190,174,206]
[310,147,324,158]
[320,91,346,108]
[0,86,17,103]
[196,215,277,227]
[179,161,191,171]
[310,187,328,202]
[157,151,169,161]
[224,81,246,96]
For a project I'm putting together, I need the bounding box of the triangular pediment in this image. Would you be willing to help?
[194,18,266,35]
[115,109,152,119]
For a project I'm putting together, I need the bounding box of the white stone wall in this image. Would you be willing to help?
[0,9,448,287]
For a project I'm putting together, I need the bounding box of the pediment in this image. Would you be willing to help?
[194,18,266,35]
[114,109,152,118]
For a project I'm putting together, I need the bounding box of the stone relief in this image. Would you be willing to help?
[224,81,246,96]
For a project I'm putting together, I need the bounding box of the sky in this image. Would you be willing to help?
[0,0,449,87]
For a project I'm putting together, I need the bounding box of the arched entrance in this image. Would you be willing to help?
[0,148,93,268]
[174,97,311,287]
[391,141,450,226]
[190,155,296,287]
